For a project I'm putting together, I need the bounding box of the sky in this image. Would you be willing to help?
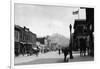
[14,3,86,38]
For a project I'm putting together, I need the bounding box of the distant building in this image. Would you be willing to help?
[36,37,45,44]
[14,25,37,56]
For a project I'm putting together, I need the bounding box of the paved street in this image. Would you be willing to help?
[15,51,94,66]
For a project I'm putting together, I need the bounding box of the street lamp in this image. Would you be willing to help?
[69,24,73,59]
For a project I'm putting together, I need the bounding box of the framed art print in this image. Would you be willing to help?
[10,0,94,69]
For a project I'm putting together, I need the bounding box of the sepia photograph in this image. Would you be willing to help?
[14,3,94,66]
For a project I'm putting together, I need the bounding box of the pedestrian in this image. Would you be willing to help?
[80,38,87,56]
[58,48,61,55]
[62,47,69,62]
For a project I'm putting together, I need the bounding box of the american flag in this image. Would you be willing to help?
[73,10,79,15]
[73,7,85,15]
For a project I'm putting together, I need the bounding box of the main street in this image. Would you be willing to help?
[15,51,94,66]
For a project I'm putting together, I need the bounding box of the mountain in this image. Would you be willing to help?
[48,33,70,47]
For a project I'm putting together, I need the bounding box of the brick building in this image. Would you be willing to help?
[14,25,37,56]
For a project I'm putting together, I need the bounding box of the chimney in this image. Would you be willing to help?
[24,26,29,31]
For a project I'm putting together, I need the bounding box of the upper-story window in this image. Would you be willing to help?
[15,30,20,42]
[76,25,84,34]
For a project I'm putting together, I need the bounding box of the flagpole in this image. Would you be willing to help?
[78,7,80,19]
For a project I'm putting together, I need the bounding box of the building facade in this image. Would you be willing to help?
[73,8,94,56]
[15,25,20,56]
[14,25,37,56]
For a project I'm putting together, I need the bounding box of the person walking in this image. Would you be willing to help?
[62,47,69,62]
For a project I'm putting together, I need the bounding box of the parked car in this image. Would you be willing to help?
[32,47,40,56]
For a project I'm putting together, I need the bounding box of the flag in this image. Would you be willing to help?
[73,10,79,15]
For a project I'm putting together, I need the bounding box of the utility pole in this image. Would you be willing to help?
[69,24,73,59]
